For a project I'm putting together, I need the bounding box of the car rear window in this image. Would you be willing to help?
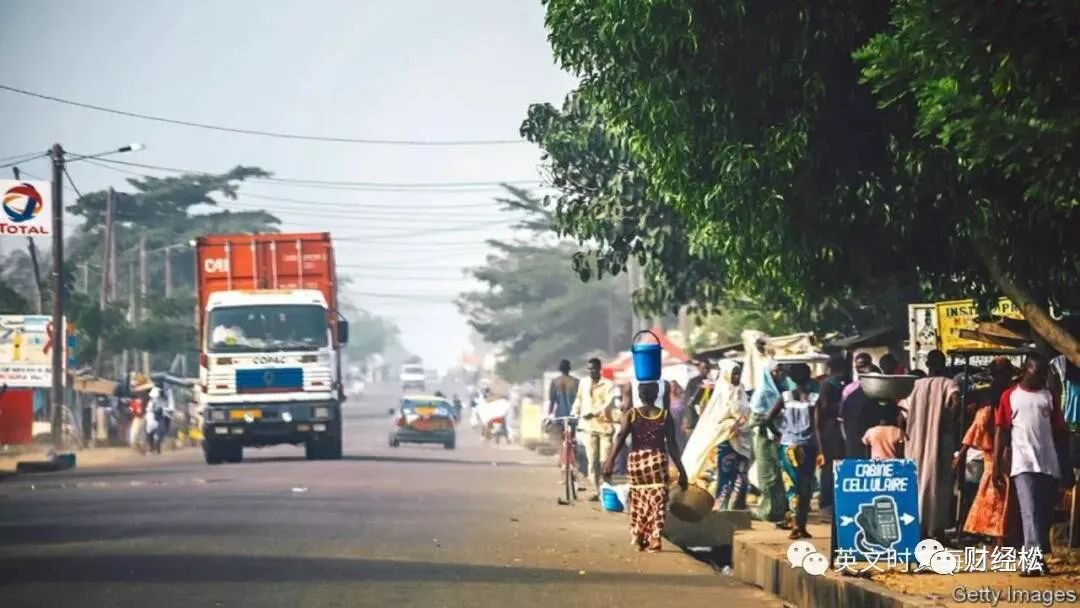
[402,399,449,411]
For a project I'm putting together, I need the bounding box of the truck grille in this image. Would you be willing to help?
[236,368,303,393]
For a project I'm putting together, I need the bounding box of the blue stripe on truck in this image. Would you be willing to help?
[236,368,303,392]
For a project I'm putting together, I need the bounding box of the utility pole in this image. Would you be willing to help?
[123,259,135,377]
[48,143,65,450]
[94,189,114,375]
[79,263,89,294]
[139,235,149,374]
[163,245,173,298]
[26,238,44,314]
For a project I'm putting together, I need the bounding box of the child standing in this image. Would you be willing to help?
[604,381,688,553]
[863,409,905,459]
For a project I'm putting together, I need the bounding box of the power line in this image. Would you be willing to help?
[236,192,503,212]
[0,83,526,147]
[62,167,87,202]
[222,203,514,222]
[0,151,48,169]
[86,157,541,192]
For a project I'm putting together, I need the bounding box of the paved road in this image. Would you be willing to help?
[0,383,780,608]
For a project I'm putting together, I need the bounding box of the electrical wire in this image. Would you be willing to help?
[90,157,540,189]
[62,166,87,202]
[83,158,526,199]
[0,150,48,169]
[0,83,526,147]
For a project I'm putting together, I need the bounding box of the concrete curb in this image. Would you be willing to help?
[731,531,946,608]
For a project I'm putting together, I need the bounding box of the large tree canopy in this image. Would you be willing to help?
[536,0,1080,362]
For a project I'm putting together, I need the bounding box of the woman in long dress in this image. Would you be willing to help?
[604,382,688,552]
[712,363,752,510]
[957,358,1015,543]
[750,361,790,526]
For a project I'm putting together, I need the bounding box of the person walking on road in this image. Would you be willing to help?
[571,358,618,500]
[817,355,848,516]
[604,381,688,552]
[768,363,822,540]
[900,349,960,540]
[128,389,149,454]
[750,361,789,526]
[957,357,1014,544]
[710,362,752,510]
[995,354,1067,574]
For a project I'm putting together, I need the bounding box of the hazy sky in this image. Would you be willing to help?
[0,0,578,368]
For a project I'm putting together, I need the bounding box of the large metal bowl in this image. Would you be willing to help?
[859,373,918,401]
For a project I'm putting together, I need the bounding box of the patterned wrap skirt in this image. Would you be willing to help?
[628,448,670,548]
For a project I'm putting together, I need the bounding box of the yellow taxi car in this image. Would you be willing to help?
[389,395,456,450]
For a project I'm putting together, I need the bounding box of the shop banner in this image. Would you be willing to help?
[935,298,1022,355]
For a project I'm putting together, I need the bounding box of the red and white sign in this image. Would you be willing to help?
[0,180,51,238]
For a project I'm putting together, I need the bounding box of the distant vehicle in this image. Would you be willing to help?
[401,362,425,392]
[195,232,348,465]
[389,395,456,449]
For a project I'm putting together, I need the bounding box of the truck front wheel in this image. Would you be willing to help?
[203,440,225,465]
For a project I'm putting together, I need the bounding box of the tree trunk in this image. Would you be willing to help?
[974,240,1080,366]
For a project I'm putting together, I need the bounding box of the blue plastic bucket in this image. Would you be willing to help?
[631,330,662,381]
[601,485,624,512]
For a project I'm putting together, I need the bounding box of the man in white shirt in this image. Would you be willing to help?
[571,358,619,499]
[995,353,1067,574]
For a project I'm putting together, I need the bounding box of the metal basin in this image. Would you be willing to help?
[859,373,917,401]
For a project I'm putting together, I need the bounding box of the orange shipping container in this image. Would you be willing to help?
[194,233,339,345]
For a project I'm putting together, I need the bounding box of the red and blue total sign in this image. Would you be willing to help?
[1,181,51,236]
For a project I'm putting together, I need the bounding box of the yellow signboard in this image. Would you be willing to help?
[935,298,1023,354]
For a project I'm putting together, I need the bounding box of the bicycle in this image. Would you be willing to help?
[547,415,579,504]
[548,413,599,505]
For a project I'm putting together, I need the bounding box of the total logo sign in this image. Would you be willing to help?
[0,181,51,237]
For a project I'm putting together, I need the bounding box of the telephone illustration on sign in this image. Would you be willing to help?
[855,496,901,551]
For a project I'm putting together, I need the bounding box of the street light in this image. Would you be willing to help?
[48,142,143,450]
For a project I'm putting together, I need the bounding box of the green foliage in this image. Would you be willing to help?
[853,0,1080,307]
[536,1,1080,350]
[61,168,280,373]
[458,188,632,383]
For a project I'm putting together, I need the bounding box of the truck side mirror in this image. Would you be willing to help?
[338,320,350,345]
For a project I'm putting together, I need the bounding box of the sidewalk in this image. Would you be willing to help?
[0,443,193,478]
[729,517,1080,608]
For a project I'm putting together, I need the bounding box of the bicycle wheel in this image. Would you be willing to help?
[564,454,575,503]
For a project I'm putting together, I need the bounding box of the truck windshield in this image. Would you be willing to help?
[207,305,328,353]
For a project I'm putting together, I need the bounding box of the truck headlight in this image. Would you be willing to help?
[313,407,330,420]
[211,410,227,422]
[282,412,293,423]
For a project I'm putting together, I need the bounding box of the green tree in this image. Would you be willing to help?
[537,1,1080,362]
[63,167,280,373]
[458,188,631,383]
